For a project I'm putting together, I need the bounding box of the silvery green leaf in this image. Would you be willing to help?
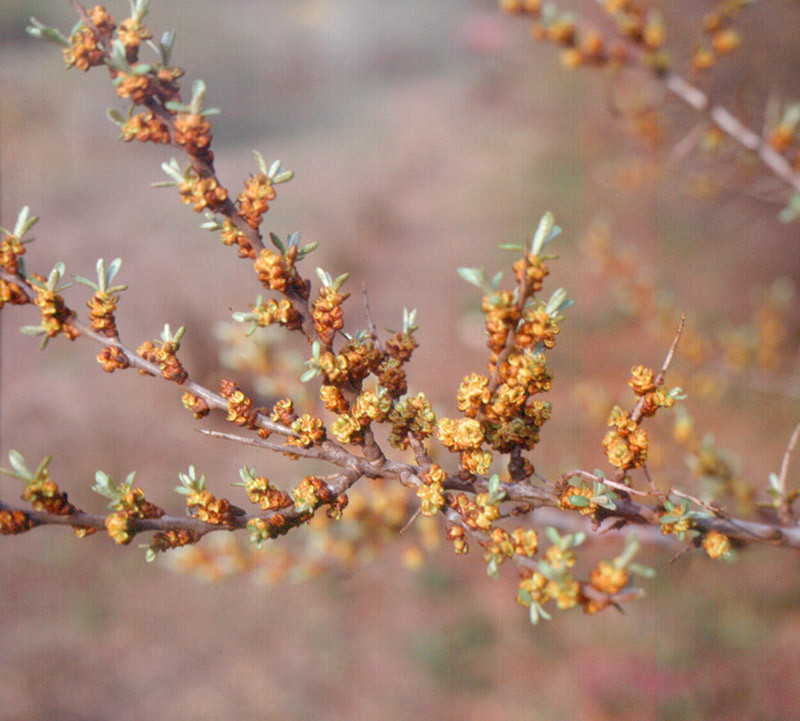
[8,450,31,478]
[251,150,268,175]
[531,602,551,624]
[164,101,191,113]
[544,525,561,545]
[768,472,782,492]
[298,242,318,258]
[159,30,176,64]
[779,194,800,223]
[107,40,130,72]
[530,211,554,255]
[107,258,122,284]
[568,494,590,507]
[14,206,38,238]
[107,107,127,126]
[268,232,285,252]
[781,102,800,128]
[20,325,46,336]
[72,275,97,290]
[27,18,71,47]
[545,287,569,315]
[490,271,503,291]
[457,267,485,288]
[498,243,524,251]
[273,170,294,184]
[159,158,185,183]
[315,267,332,286]
[300,368,320,383]
[595,496,616,510]
[267,159,281,178]
[190,79,207,115]
[628,563,656,578]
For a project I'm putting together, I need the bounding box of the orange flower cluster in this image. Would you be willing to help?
[311,286,349,346]
[96,344,130,373]
[137,338,188,384]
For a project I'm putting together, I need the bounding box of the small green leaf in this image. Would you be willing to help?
[457,267,485,288]
[544,525,561,545]
[530,212,554,255]
[8,450,31,478]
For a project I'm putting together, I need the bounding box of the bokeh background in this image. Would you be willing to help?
[2,1,800,719]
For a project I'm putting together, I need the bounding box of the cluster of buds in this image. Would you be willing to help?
[691,2,743,72]
[767,104,800,161]
[700,529,732,560]
[173,113,212,159]
[247,514,290,546]
[254,248,305,296]
[119,111,170,144]
[602,405,648,470]
[631,369,675,417]
[0,279,27,309]
[415,464,447,517]
[515,304,559,350]
[516,528,586,622]
[146,528,202,561]
[137,324,188,384]
[500,0,675,73]
[658,497,694,540]
[76,258,126,338]
[483,526,539,577]
[291,475,337,515]
[556,476,617,518]
[286,414,326,449]
[326,387,394,445]
[446,523,468,554]
[317,338,383,387]
[236,153,294,230]
[386,393,436,449]
[0,452,96,538]
[25,265,79,345]
[218,219,254,259]
[60,5,115,71]
[237,175,276,229]
[179,172,227,213]
[155,159,227,213]
[95,344,129,372]
[449,476,505,532]
[175,466,239,527]
[181,391,210,419]
[237,467,292,512]
[218,379,267,436]
[232,295,302,334]
[0,508,37,535]
[92,470,163,545]
[311,269,350,346]
[0,232,27,275]
[482,291,519,358]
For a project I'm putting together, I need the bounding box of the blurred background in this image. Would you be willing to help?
[2,1,800,719]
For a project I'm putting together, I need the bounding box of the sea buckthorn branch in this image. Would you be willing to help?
[498,1,800,213]
[0,260,295,440]
[7,1,800,627]
[30,0,314,328]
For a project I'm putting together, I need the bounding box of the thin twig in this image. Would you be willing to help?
[776,420,800,523]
